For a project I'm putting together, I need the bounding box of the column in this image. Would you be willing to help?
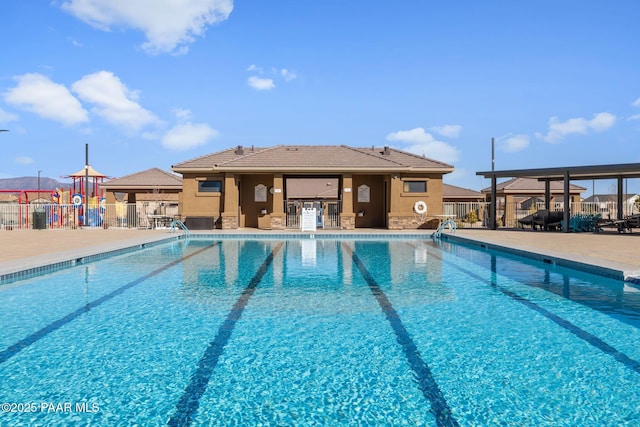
[340,174,355,229]
[270,173,285,229]
[221,173,239,229]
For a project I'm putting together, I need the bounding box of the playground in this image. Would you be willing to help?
[0,165,112,230]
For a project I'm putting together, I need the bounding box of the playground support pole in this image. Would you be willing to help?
[85,143,89,227]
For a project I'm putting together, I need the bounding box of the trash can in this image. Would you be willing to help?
[33,211,47,230]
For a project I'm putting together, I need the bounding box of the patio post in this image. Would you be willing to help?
[563,171,570,233]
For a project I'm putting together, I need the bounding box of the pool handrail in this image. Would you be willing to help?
[170,220,191,237]
[432,218,456,239]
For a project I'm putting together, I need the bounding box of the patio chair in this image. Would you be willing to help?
[518,212,536,229]
[595,215,633,233]
[530,209,563,231]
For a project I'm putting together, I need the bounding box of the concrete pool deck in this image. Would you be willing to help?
[0,228,639,282]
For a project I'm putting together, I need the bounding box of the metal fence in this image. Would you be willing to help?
[2,200,637,231]
[0,202,179,230]
[285,200,341,229]
[443,202,489,228]
[444,201,639,229]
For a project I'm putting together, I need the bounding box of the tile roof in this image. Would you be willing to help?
[482,177,586,193]
[172,145,453,173]
[63,165,111,178]
[583,194,639,203]
[442,183,484,199]
[135,193,180,202]
[102,168,182,189]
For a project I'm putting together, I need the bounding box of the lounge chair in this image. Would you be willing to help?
[595,214,639,233]
[518,212,536,229]
[532,209,564,230]
[518,209,563,231]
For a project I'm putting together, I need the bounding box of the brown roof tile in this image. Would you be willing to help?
[442,183,483,199]
[172,145,453,173]
[482,177,586,193]
[103,168,182,189]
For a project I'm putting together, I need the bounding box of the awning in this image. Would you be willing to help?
[286,178,339,199]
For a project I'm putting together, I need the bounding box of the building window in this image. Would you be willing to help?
[198,180,222,192]
[403,181,427,193]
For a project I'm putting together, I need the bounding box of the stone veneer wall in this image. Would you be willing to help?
[221,216,238,229]
[340,214,355,230]
[387,215,438,230]
[269,214,286,230]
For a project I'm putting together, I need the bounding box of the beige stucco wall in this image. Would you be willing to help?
[181,173,225,226]
[352,174,385,228]
[179,171,447,230]
[387,173,444,229]
[239,174,274,228]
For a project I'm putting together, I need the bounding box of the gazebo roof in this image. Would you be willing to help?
[63,165,111,179]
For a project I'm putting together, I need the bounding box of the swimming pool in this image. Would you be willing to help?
[1,237,640,426]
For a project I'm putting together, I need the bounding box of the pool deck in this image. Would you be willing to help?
[1,228,639,282]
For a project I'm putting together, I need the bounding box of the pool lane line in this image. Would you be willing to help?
[168,242,283,427]
[0,242,219,366]
[426,246,640,376]
[342,243,460,427]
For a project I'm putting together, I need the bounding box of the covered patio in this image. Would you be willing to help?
[477,163,640,233]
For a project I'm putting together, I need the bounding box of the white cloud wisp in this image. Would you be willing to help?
[386,127,459,164]
[430,124,462,138]
[72,71,158,131]
[538,112,616,143]
[162,122,219,150]
[501,134,530,153]
[60,0,233,55]
[4,73,88,126]
[248,76,275,91]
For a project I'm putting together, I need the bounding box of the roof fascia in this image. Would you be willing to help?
[173,166,454,174]
[477,163,640,179]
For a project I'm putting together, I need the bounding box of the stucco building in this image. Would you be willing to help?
[171,145,453,230]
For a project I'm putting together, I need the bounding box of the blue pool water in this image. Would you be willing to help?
[1,237,640,426]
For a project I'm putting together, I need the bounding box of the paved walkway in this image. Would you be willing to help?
[1,228,639,281]
[446,228,640,281]
[0,229,172,276]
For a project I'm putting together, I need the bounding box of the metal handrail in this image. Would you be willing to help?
[170,220,190,237]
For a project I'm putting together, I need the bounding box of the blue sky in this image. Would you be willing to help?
[1,1,639,194]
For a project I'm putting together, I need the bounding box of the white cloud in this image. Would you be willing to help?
[538,112,616,143]
[4,73,88,125]
[15,156,34,165]
[247,64,297,87]
[629,113,640,121]
[588,112,616,131]
[501,134,529,153]
[633,97,640,107]
[0,108,19,124]
[386,127,459,164]
[280,68,297,81]
[248,76,275,91]
[443,168,468,182]
[72,71,157,131]
[172,108,193,121]
[60,0,233,55]
[430,124,461,138]
[162,122,218,150]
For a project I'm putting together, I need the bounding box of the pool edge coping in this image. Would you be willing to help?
[441,233,640,284]
[0,234,181,285]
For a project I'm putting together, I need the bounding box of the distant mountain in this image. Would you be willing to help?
[0,177,72,191]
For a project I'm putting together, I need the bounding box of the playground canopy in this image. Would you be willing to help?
[63,165,111,179]
[62,166,112,199]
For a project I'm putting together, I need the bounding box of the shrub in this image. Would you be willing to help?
[464,210,478,223]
